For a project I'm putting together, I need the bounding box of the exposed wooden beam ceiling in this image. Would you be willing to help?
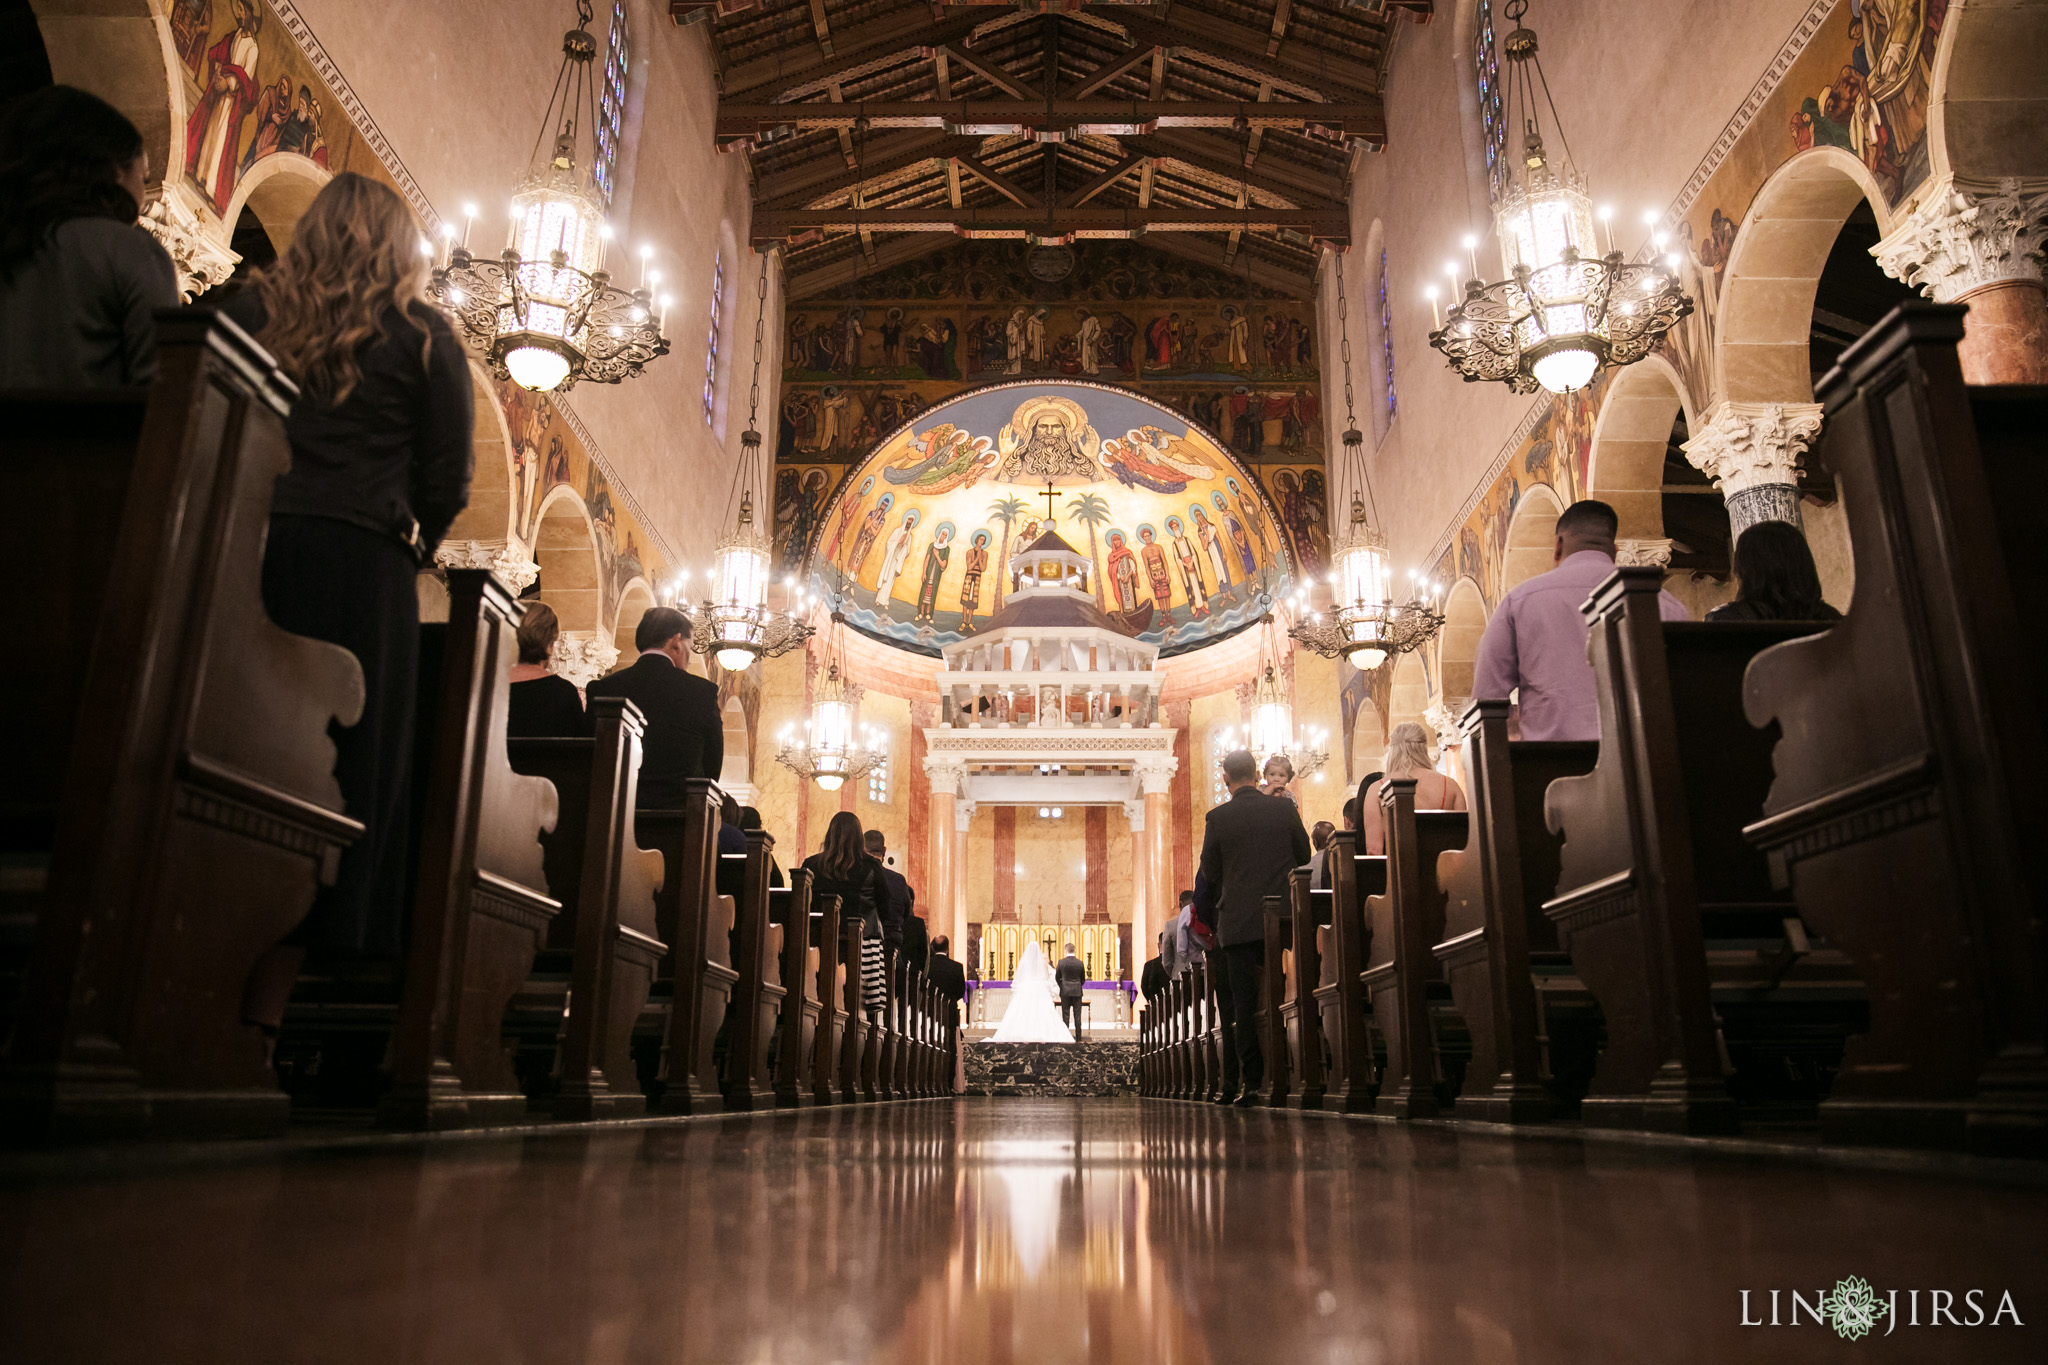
[751,205,1350,235]
[718,99,1382,141]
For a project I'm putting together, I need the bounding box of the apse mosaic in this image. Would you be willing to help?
[787,383,1298,657]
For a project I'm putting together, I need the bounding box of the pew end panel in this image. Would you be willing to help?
[1361,781,1467,1119]
[642,782,738,1116]
[1743,305,2048,1156]
[1316,843,1382,1113]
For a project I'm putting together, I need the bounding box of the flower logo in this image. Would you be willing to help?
[1820,1276,1889,1341]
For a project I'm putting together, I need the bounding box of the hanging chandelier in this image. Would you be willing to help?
[775,626,887,792]
[1221,661,1329,781]
[691,256,812,673]
[1427,0,1690,395]
[427,0,668,393]
[1288,257,1443,671]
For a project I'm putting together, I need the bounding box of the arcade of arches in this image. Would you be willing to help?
[6,1,2047,1362]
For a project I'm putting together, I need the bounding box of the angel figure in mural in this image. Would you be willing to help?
[846,491,894,581]
[875,507,923,612]
[958,529,990,632]
[1100,436,1191,496]
[1076,309,1102,375]
[1166,516,1210,619]
[1137,525,1175,628]
[1105,530,1143,615]
[1192,504,1237,606]
[185,0,262,214]
[914,523,954,624]
[996,395,1099,483]
[825,475,875,562]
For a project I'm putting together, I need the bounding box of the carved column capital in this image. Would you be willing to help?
[923,757,966,794]
[955,800,977,832]
[1681,400,1823,535]
[435,538,540,595]
[1423,700,1467,752]
[1614,538,1675,569]
[552,631,620,690]
[1133,756,1178,795]
[1123,799,1146,829]
[140,184,240,302]
[1874,177,2048,303]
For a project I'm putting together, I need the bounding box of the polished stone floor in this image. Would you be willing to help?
[2,1099,2043,1363]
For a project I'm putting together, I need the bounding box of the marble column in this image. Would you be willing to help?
[1136,758,1177,978]
[1875,176,2048,384]
[952,799,974,961]
[1126,798,1151,977]
[1680,400,1825,539]
[923,758,963,953]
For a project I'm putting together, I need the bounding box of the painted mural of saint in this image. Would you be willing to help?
[1138,526,1174,627]
[824,476,873,562]
[1105,531,1142,614]
[1221,503,1258,580]
[914,523,954,624]
[958,530,990,632]
[1076,310,1102,375]
[1192,504,1236,605]
[875,507,921,608]
[186,0,262,214]
[846,491,893,579]
[1225,479,1275,562]
[170,0,213,79]
[1145,313,1179,368]
[1167,515,1209,618]
[239,76,292,175]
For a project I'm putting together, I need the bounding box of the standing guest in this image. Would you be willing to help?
[1056,942,1088,1040]
[1706,521,1843,622]
[1360,724,1467,855]
[1194,749,1312,1105]
[737,806,786,888]
[0,86,178,388]
[587,607,723,810]
[227,172,474,1052]
[927,935,968,1093]
[1260,754,1298,804]
[862,829,912,954]
[803,812,888,1022]
[1141,932,1169,1003]
[1472,499,1688,741]
[1165,888,1203,978]
[1306,820,1335,886]
[1313,795,1365,891]
[506,601,588,738]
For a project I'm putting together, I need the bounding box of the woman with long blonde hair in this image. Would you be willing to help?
[1359,721,1467,855]
[232,172,473,1052]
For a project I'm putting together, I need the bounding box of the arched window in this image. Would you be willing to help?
[595,1,631,207]
[866,751,888,805]
[1379,248,1397,421]
[1475,1,1508,204]
[703,250,724,425]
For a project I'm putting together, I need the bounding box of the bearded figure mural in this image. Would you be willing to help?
[997,395,1100,482]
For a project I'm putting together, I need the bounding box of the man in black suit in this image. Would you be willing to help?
[928,936,967,1094]
[1194,748,1312,1105]
[1055,942,1087,1040]
[862,830,912,953]
[1141,931,1168,1004]
[586,607,723,811]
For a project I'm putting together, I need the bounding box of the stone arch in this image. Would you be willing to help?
[717,694,751,797]
[442,363,518,548]
[611,577,656,661]
[1436,577,1488,709]
[29,0,184,185]
[1387,651,1429,741]
[219,153,329,255]
[1928,0,2048,187]
[1348,694,1386,787]
[531,484,606,638]
[1713,147,1895,408]
[1586,355,1690,541]
[1502,482,1565,595]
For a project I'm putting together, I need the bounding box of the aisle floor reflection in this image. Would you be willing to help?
[2,1100,2042,1364]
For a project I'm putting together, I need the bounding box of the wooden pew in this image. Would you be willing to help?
[1545,568,1842,1135]
[641,780,738,1116]
[505,697,666,1119]
[864,947,894,1102]
[0,312,364,1143]
[768,871,821,1108]
[1317,835,1385,1113]
[1200,958,1228,1100]
[839,919,870,1102]
[1361,781,1469,1118]
[1434,700,1597,1122]
[380,569,561,1130]
[810,890,845,1105]
[1743,302,2048,1155]
[1259,892,1293,1106]
[725,830,784,1111]
[1166,973,1187,1098]
[1287,871,1329,1110]
[892,956,915,1099]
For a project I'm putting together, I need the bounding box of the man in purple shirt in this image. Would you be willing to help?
[1473,500,1690,742]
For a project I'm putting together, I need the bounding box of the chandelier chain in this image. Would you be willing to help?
[746,253,767,431]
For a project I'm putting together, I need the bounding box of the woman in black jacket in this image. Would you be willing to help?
[507,601,588,737]
[801,811,888,1020]
[234,172,473,1047]
[1706,520,1843,622]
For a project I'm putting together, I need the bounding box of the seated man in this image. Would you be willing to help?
[1472,499,1689,742]
[1055,941,1087,1040]
[587,607,723,810]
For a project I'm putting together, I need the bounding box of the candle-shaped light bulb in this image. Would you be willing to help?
[461,203,477,250]
[1596,204,1613,255]
[1462,233,1480,281]
[1425,285,1441,329]
[638,244,652,290]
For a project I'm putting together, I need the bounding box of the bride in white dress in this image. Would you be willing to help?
[991,938,1076,1043]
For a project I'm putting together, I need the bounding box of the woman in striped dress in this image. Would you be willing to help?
[801,812,889,1019]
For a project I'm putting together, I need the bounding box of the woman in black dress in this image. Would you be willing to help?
[507,601,588,737]
[1706,520,1843,622]
[234,172,474,1047]
[800,811,888,1020]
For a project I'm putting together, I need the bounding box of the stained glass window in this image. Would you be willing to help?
[867,753,888,805]
[1476,0,1508,203]
[594,1,629,206]
[1379,248,1397,420]
[703,252,723,424]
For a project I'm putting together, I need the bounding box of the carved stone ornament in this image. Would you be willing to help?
[1681,400,1823,533]
[923,757,967,793]
[1133,756,1179,794]
[552,631,620,690]
[434,539,541,595]
[1423,700,1467,750]
[1614,538,1676,569]
[140,183,240,302]
[1873,177,2048,303]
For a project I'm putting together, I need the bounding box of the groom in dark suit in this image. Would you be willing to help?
[1055,942,1087,1040]
[586,607,722,811]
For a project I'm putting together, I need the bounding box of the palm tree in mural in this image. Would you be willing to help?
[1065,492,1113,609]
[987,495,1027,613]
